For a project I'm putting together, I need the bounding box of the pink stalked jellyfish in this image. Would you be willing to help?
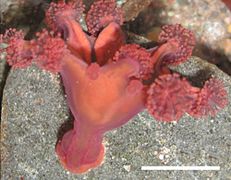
[0,0,228,174]
[44,0,145,173]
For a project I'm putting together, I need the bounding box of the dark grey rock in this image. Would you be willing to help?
[1,57,231,179]
[0,59,8,97]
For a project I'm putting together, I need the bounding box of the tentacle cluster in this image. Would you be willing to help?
[188,78,228,117]
[0,28,33,68]
[86,0,123,36]
[113,44,153,80]
[146,73,198,122]
[158,24,195,65]
[33,29,69,73]
[46,0,84,31]
[146,72,228,122]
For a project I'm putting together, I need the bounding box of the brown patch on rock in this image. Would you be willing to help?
[122,0,152,22]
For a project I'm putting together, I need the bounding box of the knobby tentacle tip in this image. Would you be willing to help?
[33,29,69,73]
[86,0,124,36]
[158,24,196,65]
[188,77,228,117]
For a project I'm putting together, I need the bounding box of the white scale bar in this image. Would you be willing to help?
[141,166,220,171]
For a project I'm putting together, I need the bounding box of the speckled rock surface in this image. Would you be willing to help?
[0,66,70,179]
[1,57,231,179]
